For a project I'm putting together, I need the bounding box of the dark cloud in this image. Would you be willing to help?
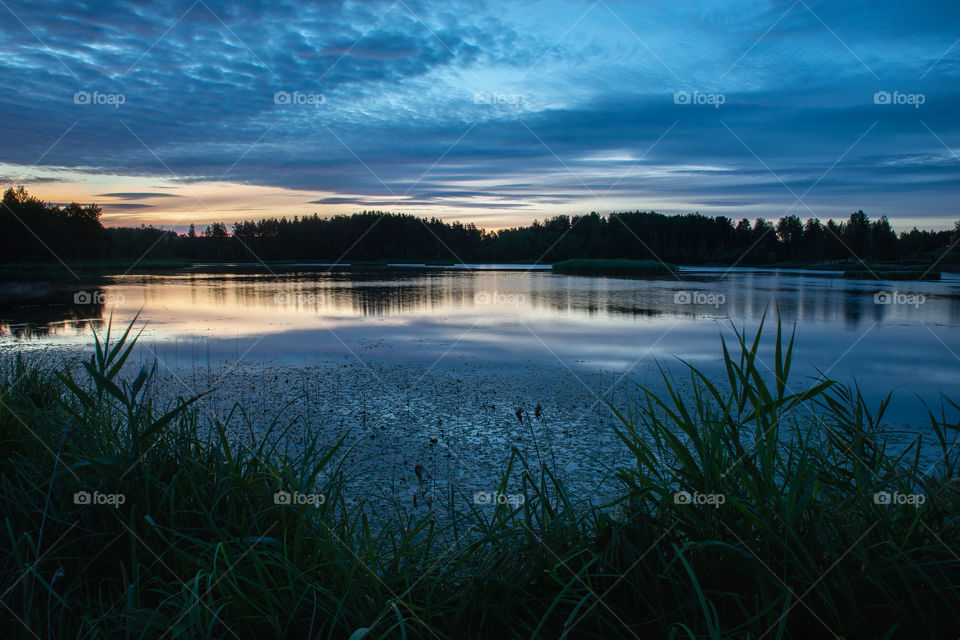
[99,203,154,209]
[98,192,182,199]
[0,176,66,184]
[309,197,364,205]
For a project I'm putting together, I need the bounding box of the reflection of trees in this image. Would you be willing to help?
[255,270,943,327]
[264,273,456,316]
[0,283,109,339]
[5,268,960,338]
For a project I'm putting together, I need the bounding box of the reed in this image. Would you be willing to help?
[0,315,957,638]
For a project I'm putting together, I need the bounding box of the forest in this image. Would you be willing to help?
[2,186,957,267]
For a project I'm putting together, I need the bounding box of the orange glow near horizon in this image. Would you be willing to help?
[0,165,578,232]
[3,163,954,234]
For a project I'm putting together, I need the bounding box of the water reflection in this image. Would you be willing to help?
[1,266,959,424]
[4,268,958,333]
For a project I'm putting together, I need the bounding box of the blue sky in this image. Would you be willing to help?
[0,0,957,230]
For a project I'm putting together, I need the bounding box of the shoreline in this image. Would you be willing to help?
[1,344,643,511]
[4,321,958,637]
[1,343,945,511]
[1,259,956,281]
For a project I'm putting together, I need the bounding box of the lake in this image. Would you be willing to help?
[2,264,959,429]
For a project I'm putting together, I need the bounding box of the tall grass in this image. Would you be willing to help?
[0,316,957,638]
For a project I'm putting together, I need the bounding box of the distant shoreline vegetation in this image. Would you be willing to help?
[842,269,941,281]
[1,259,951,281]
[553,258,676,276]
[2,186,958,271]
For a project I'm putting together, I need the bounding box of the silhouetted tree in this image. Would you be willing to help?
[776,215,804,260]
[871,216,898,262]
[842,210,871,260]
[3,186,957,268]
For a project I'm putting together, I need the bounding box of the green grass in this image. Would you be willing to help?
[0,316,958,638]
[553,258,677,277]
[842,270,941,280]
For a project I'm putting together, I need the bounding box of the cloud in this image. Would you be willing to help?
[0,176,66,184]
[309,197,365,205]
[0,0,957,227]
[97,192,183,199]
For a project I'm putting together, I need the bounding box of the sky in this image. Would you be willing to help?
[0,0,958,232]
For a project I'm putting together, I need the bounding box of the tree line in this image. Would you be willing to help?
[0,186,107,262]
[2,186,957,266]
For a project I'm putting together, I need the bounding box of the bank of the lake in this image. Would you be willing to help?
[2,320,958,638]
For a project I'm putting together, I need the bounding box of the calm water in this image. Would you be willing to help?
[2,265,959,425]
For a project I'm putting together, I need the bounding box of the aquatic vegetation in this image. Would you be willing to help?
[0,316,957,638]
